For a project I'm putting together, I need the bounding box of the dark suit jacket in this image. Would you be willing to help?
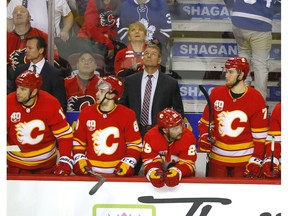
[13,60,67,112]
[119,71,184,127]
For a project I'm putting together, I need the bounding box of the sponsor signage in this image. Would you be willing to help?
[179,3,281,20]
[172,42,281,60]
[7,179,284,216]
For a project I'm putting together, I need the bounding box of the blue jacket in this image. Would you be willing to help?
[224,0,281,32]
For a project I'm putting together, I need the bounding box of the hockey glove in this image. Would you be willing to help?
[146,168,165,188]
[165,167,182,187]
[262,157,280,179]
[54,156,73,176]
[73,153,91,175]
[198,133,215,152]
[244,157,263,178]
[114,157,136,176]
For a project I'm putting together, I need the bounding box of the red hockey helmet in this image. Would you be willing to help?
[225,57,250,78]
[158,108,183,128]
[15,70,43,92]
[98,76,124,100]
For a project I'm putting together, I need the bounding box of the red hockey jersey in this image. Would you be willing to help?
[64,74,100,111]
[7,90,73,170]
[77,0,117,50]
[265,102,281,159]
[142,126,197,177]
[73,104,142,174]
[199,86,269,166]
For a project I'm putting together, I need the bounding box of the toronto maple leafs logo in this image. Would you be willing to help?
[99,10,115,27]
[139,18,156,41]
[67,95,95,111]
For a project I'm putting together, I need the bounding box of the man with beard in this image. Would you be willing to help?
[7,71,73,175]
[198,57,269,178]
[141,108,197,188]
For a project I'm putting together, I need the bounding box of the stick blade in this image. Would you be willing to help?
[84,167,106,195]
[89,178,106,195]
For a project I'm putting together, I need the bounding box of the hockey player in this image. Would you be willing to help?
[198,57,269,178]
[7,71,74,175]
[142,108,197,188]
[72,76,143,176]
[262,102,281,178]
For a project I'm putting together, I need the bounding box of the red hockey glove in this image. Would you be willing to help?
[146,168,165,188]
[262,157,280,179]
[244,157,263,178]
[73,153,91,175]
[114,157,137,176]
[165,167,182,187]
[54,156,73,176]
[198,133,215,152]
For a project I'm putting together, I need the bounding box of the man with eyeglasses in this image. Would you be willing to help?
[64,52,101,111]
[142,108,197,188]
[198,57,269,178]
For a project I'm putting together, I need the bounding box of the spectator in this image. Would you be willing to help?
[75,0,122,75]
[119,44,184,174]
[224,0,281,102]
[7,0,74,61]
[7,6,59,76]
[142,108,197,188]
[114,21,148,78]
[11,36,67,112]
[72,76,142,176]
[117,0,172,72]
[198,57,269,178]
[64,52,101,111]
[7,71,73,175]
[7,0,74,41]
[262,102,281,178]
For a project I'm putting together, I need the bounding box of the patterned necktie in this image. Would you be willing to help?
[32,65,37,73]
[141,75,153,126]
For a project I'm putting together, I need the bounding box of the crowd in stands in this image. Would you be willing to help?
[6,0,281,185]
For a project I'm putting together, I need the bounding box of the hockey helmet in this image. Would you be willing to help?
[97,76,124,100]
[225,57,250,78]
[158,108,183,128]
[15,70,43,92]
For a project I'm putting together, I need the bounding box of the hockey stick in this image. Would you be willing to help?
[199,85,215,145]
[270,136,275,173]
[84,167,106,195]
